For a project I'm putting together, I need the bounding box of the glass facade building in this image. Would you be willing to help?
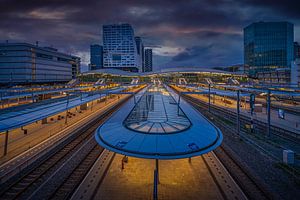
[90,44,103,70]
[294,42,300,59]
[102,24,141,72]
[0,43,80,84]
[144,49,153,72]
[244,22,294,76]
[134,36,144,72]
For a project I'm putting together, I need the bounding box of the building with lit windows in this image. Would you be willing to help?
[102,24,141,72]
[0,42,80,84]
[244,22,294,77]
[144,49,152,72]
[90,44,103,70]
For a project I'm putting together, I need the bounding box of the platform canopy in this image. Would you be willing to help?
[0,87,124,132]
[95,84,223,159]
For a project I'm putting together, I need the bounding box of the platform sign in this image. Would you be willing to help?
[250,94,255,115]
[278,109,285,119]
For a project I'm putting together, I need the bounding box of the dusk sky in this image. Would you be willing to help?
[1,0,299,71]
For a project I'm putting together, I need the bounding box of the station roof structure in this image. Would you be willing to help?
[81,67,243,77]
[184,86,250,97]
[0,86,94,100]
[95,84,223,159]
[183,85,300,98]
[0,87,124,132]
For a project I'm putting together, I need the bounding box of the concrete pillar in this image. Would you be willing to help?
[156,159,159,184]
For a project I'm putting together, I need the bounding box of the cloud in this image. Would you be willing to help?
[172,45,214,62]
[0,0,299,70]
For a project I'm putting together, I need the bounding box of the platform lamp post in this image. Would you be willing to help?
[31,89,34,103]
[3,130,9,156]
[267,89,271,137]
[177,94,181,115]
[134,93,136,104]
[65,93,70,125]
[1,92,3,109]
[236,90,240,136]
[208,84,211,113]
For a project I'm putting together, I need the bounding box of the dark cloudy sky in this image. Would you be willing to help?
[1,0,300,71]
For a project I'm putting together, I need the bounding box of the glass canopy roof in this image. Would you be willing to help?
[123,85,192,134]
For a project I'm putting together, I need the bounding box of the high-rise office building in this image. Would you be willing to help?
[135,36,144,71]
[0,42,80,84]
[102,24,140,72]
[90,44,103,70]
[294,42,300,60]
[244,22,294,76]
[144,49,152,72]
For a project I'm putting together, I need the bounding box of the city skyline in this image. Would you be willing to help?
[1,0,300,71]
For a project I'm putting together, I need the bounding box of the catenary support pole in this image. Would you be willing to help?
[208,84,211,113]
[237,90,240,136]
[4,130,9,156]
[177,94,181,114]
[267,89,271,137]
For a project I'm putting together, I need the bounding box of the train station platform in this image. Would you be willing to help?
[91,153,245,200]
[0,92,121,163]
[95,84,222,159]
[0,87,124,132]
[175,85,300,134]
[95,154,223,200]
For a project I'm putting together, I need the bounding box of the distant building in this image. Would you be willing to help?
[291,59,300,86]
[256,68,291,86]
[0,42,80,84]
[244,22,294,77]
[213,64,244,73]
[294,42,300,60]
[134,36,144,72]
[102,24,141,72]
[144,49,153,72]
[90,44,103,70]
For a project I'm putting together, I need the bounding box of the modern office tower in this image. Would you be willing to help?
[90,44,103,70]
[244,22,294,76]
[291,59,300,86]
[135,36,144,72]
[0,42,80,84]
[294,42,300,59]
[144,49,153,72]
[102,24,140,72]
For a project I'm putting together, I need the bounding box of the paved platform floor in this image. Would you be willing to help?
[94,154,224,200]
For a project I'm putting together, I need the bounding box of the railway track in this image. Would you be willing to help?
[170,87,274,200]
[0,92,134,200]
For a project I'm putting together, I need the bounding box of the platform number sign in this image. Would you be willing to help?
[278,109,285,119]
